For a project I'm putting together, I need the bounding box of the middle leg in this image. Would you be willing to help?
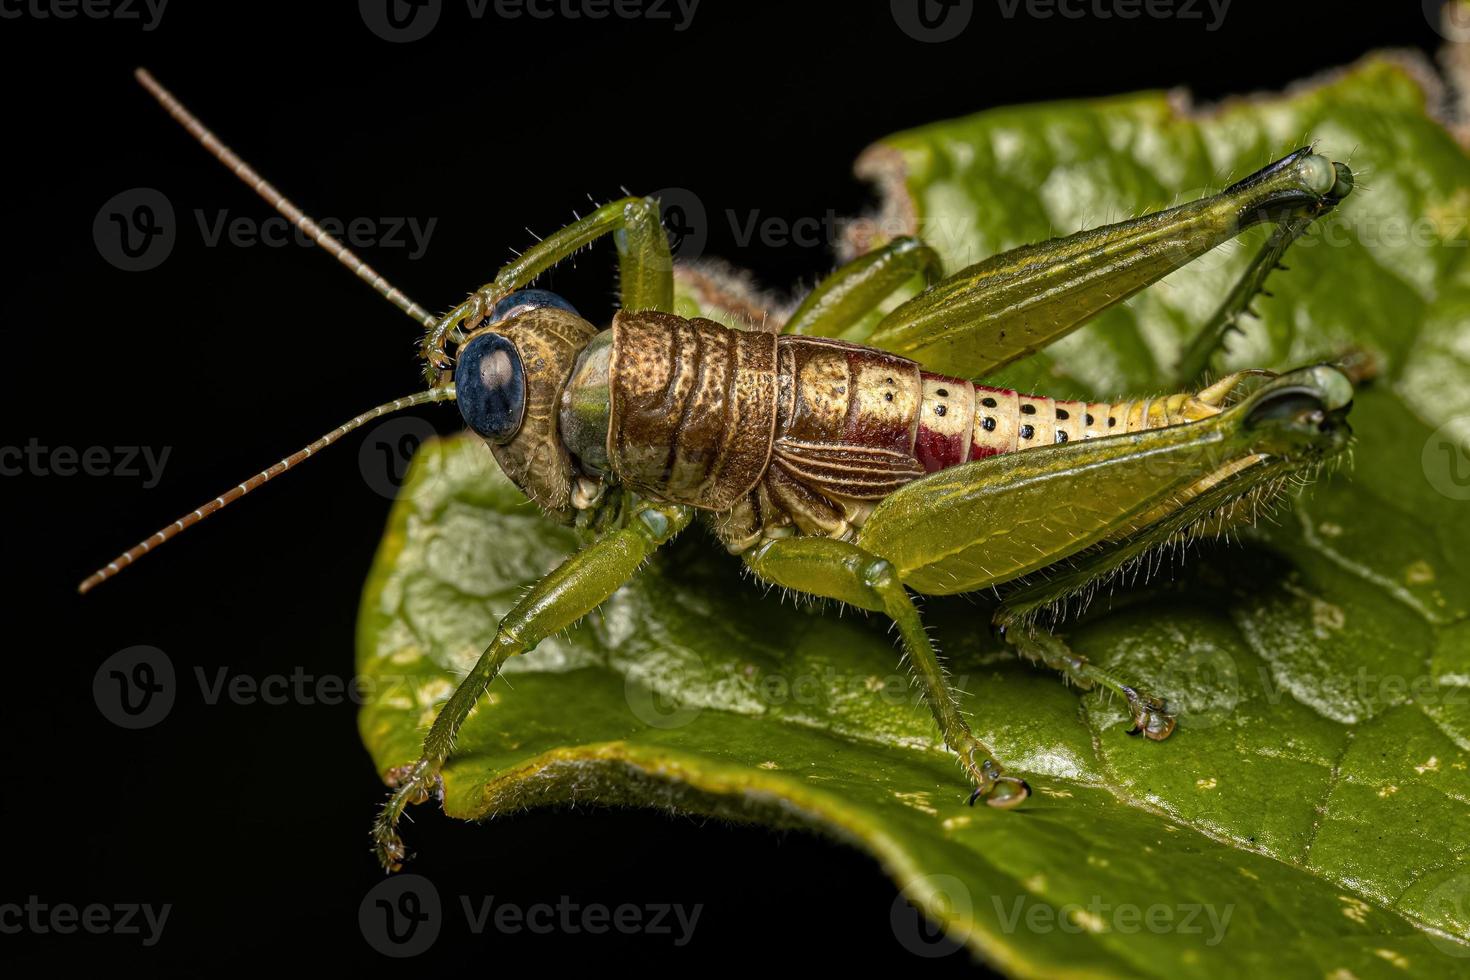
[782,236,943,339]
[744,535,1031,808]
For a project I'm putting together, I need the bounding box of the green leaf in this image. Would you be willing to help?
[359,54,1470,975]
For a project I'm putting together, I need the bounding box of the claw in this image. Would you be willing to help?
[372,820,409,874]
[963,750,1031,809]
[1140,711,1177,741]
[1122,687,1177,741]
[375,761,444,872]
[969,776,1031,809]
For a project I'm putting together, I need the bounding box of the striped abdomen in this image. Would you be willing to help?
[914,373,1222,471]
[603,310,779,511]
[583,315,1227,550]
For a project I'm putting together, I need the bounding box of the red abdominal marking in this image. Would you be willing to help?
[914,372,1092,472]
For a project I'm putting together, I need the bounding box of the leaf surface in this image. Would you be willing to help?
[359,55,1470,976]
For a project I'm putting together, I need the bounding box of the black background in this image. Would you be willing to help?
[0,0,1449,972]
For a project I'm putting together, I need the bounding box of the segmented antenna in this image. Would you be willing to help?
[133,68,439,329]
[77,386,457,594]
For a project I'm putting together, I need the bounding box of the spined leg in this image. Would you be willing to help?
[1170,200,1341,387]
[783,236,943,338]
[743,536,1030,809]
[976,425,1305,741]
[372,500,693,870]
[848,373,1338,738]
[992,610,1175,741]
[864,148,1353,377]
[423,195,673,380]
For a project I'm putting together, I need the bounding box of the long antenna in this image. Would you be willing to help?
[78,386,457,594]
[134,68,439,329]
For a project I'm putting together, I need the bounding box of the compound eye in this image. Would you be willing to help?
[454,332,525,443]
[488,289,579,326]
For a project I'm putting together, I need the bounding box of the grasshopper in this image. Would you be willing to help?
[83,71,1358,871]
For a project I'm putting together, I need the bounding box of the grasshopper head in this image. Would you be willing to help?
[1238,365,1354,461]
[455,291,599,522]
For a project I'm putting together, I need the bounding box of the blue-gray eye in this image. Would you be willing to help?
[455,333,525,443]
[488,289,579,325]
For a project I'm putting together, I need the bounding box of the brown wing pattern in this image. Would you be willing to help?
[771,438,926,499]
